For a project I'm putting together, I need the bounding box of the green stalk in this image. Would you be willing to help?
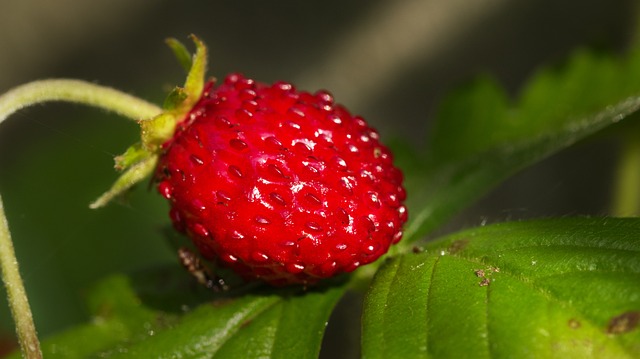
[0,195,41,358]
[0,79,161,126]
[0,79,162,358]
[612,135,640,217]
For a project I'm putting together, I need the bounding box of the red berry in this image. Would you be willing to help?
[155,73,407,286]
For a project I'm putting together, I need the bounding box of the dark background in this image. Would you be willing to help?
[0,0,637,354]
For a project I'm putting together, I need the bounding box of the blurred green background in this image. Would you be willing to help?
[0,0,637,353]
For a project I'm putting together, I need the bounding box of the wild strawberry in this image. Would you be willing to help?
[93,36,407,286]
[154,74,406,286]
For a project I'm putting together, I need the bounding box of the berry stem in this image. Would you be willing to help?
[0,195,41,359]
[0,79,162,126]
[0,79,162,358]
[612,130,640,216]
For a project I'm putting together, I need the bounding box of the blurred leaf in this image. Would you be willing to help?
[362,217,640,358]
[6,267,345,358]
[427,49,640,165]
[6,274,167,359]
[427,75,510,164]
[403,49,640,243]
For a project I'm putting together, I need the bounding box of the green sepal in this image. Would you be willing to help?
[163,87,188,110]
[182,34,207,104]
[114,142,147,171]
[91,35,208,208]
[89,155,158,209]
[165,38,193,72]
[139,112,178,152]
[140,34,207,152]
[161,35,207,113]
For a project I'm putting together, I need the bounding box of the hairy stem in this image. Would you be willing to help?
[0,79,162,357]
[0,195,41,358]
[0,79,162,126]
[612,134,640,217]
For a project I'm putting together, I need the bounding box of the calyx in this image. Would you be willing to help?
[90,35,208,208]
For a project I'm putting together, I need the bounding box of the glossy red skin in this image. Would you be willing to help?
[156,74,407,286]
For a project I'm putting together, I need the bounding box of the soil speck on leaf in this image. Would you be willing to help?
[210,298,236,308]
[448,239,469,254]
[474,266,500,286]
[568,318,581,329]
[241,318,254,328]
[606,311,640,334]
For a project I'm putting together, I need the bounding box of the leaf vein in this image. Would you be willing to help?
[424,255,442,358]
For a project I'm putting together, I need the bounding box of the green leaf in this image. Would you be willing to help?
[109,286,345,359]
[426,75,509,164]
[403,49,640,243]
[8,267,345,358]
[427,50,640,166]
[362,218,640,358]
[6,275,167,358]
